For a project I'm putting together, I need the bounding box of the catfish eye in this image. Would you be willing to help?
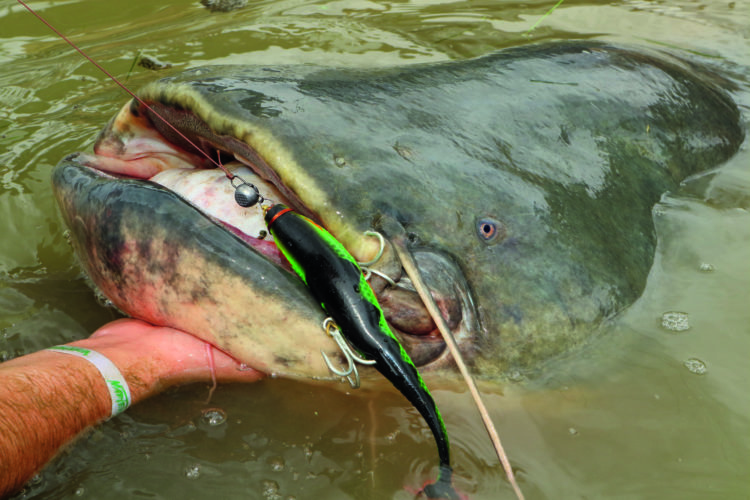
[476,217,506,244]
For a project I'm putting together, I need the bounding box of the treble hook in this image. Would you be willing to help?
[320,318,376,389]
[358,231,397,287]
[358,231,386,267]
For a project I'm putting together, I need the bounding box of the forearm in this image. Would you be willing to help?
[0,344,165,497]
[0,319,262,497]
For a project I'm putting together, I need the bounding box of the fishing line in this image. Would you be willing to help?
[525,0,566,34]
[17,0,238,181]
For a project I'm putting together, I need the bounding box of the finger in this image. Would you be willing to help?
[89,318,156,338]
[88,319,265,383]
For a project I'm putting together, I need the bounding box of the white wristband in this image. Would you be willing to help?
[46,345,132,418]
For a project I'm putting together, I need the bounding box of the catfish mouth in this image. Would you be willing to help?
[73,98,476,369]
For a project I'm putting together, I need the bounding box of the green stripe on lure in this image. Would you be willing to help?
[264,203,459,500]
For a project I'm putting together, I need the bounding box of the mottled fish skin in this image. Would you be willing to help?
[52,161,338,378]
[54,41,743,377]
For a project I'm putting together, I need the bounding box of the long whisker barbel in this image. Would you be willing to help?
[385,224,525,500]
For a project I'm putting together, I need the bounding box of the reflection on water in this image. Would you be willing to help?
[1,0,748,498]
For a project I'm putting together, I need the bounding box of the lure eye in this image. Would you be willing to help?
[476,217,506,244]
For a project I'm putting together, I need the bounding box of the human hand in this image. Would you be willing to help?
[72,318,264,403]
[0,318,263,497]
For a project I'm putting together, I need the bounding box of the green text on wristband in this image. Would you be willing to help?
[108,379,130,414]
[46,345,132,418]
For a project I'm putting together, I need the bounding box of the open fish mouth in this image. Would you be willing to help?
[54,92,478,374]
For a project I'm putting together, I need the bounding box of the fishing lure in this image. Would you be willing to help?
[262,203,459,499]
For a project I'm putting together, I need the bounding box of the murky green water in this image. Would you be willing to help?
[1,0,748,498]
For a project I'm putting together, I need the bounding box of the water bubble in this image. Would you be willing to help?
[661,311,690,332]
[200,408,227,426]
[268,456,285,472]
[333,154,347,167]
[684,358,707,375]
[261,479,281,499]
[184,464,201,479]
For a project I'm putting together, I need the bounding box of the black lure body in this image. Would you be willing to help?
[264,204,457,499]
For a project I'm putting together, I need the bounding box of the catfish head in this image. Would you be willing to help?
[53,42,742,378]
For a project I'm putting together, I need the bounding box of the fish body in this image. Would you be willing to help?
[52,42,744,377]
